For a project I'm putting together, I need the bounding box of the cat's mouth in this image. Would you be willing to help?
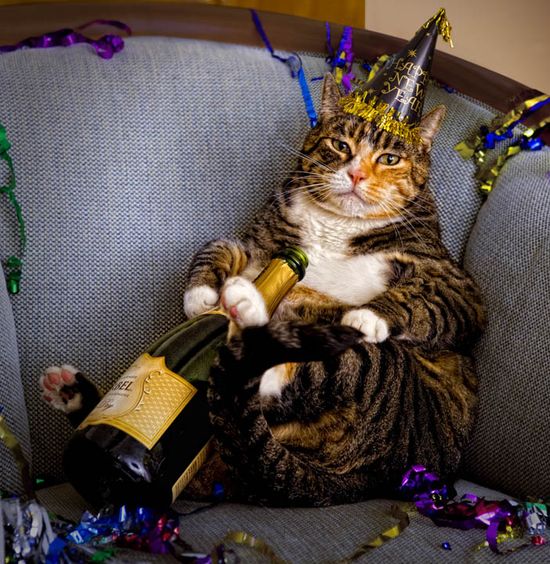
[330,187,401,220]
[333,189,379,216]
[338,186,380,207]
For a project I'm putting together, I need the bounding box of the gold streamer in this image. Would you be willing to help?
[334,65,343,87]
[212,504,411,563]
[0,411,34,498]
[365,54,390,84]
[222,530,287,564]
[336,504,411,563]
[345,54,390,93]
[454,94,550,162]
[478,115,550,194]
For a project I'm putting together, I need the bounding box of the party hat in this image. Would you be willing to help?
[341,8,453,144]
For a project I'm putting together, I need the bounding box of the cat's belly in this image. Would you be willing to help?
[300,250,390,306]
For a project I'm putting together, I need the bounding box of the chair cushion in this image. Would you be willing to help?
[463,147,550,499]
[0,35,497,480]
[36,479,550,563]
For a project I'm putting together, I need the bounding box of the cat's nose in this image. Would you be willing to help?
[348,169,367,186]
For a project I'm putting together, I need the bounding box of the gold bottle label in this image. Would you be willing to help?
[171,438,214,502]
[78,353,197,450]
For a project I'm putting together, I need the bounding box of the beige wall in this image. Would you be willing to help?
[365,0,549,93]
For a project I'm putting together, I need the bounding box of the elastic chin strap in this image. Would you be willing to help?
[0,124,26,295]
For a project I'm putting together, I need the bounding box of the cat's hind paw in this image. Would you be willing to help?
[220,276,268,329]
[40,365,83,414]
[341,309,390,343]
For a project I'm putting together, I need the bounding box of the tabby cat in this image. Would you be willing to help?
[182,74,486,505]
[42,74,486,506]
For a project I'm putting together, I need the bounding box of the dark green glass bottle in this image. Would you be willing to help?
[62,247,308,508]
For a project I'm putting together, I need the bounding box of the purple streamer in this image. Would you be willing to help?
[400,465,547,554]
[320,24,355,93]
[0,20,131,59]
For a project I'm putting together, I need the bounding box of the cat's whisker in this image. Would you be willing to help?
[286,175,332,185]
[304,187,332,203]
[377,200,406,252]
[283,183,332,196]
[382,200,430,249]
[280,144,338,174]
[399,217,430,249]
[403,198,436,215]
[408,193,440,209]
[401,206,438,231]
[285,170,328,176]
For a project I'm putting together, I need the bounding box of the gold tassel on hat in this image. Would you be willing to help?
[425,7,454,48]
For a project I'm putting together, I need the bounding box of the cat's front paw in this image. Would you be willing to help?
[184,285,219,318]
[220,276,268,329]
[341,309,390,343]
[39,365,83,413]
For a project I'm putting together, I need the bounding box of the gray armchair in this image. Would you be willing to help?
[1,4,549,562]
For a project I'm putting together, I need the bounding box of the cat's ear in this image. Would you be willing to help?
[320,73,342,118]
[418,105,446,150]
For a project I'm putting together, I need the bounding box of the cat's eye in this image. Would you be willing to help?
[377,153,401,166]
[330,139,351,154]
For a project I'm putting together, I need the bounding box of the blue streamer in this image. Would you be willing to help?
[482,97,550,149]
[251,10,318,127]
[297,66,318,127]
[520,134,545,151]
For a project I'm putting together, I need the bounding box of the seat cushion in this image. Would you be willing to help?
[0,35,496,481]
[37,479,550,563]
[463,147,550,499]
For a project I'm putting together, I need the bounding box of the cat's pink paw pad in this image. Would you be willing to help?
[220,276,268,328]
[39,365,82,413]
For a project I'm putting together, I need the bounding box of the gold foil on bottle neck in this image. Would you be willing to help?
[253,258,299,317]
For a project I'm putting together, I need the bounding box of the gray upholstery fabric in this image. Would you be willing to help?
[0,265,32,494]
[422,87,489,262]
[37,480,550,563]
[0,36,492,480]
[463,147,550,499]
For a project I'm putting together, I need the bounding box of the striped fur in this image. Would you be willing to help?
[185,74,486,506]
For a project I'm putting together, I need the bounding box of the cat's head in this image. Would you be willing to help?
[294,74,445,220]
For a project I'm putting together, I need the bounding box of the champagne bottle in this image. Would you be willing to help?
[62,247,308,509]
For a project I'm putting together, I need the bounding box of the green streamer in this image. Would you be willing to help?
[0,123,26,294]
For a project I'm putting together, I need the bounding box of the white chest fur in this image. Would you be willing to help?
[301,248,389,305]
[289,194,393,306]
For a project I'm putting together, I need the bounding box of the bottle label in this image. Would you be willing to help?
[78,353,197,449]
[171,438,214,502]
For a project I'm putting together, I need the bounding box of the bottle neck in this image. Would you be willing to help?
[253,258,300,317]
